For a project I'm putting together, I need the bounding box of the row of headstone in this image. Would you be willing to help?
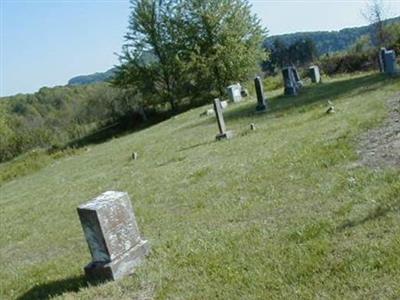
[379,48,398,75]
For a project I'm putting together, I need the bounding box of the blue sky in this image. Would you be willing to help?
[1,0,400,97]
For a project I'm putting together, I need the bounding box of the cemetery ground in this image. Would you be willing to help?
[0,72,399,299]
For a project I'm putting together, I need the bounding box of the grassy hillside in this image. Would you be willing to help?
[1,73,399,299]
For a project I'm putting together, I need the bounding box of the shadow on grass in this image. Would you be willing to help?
[17,275,104,300]
[337,199,400,232]
[223,73,392,122]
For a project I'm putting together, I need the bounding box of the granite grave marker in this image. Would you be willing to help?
[254,76,268,112]
[213,98,233,140]
[77,191,149,281]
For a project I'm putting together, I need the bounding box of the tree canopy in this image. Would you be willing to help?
[114,0,266,111]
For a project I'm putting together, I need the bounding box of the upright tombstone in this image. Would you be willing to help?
[292,67,304,87]
[77,191,150,281]
[254,76,268,112]
[378,48,386,73]
[213,98,233,140]
[282,67,298,96]
[227,83,242,103]
[309,65,321,83]
[384,50,398,75]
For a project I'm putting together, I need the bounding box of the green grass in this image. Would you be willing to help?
[1,72,399,299]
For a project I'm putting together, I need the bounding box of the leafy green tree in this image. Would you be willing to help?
[114,0,267,109]
[181,0,267,97]
[114,0,185,112]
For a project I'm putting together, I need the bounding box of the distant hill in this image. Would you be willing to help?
[67,68,116,86]
[265,16,400,54]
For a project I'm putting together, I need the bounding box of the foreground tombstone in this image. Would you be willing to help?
[213,98,233,140]
[309,65,321,83]
[282,67,298,96]
[254,76,268,112]
[227,83,242,103]
[77,191,149,281]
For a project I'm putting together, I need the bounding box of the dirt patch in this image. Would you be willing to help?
[357,93,400,169]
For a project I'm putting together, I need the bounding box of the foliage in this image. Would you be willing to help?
[0,84,138,163]
[263,37,317,74]
[114,0,266,111]
[317,22,400,76]
[265,16,400,55]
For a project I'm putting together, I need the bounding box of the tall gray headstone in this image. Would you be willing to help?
[227,84,242,103]
[309,65,321,83]
[292,67,304,87]
[77,191,149,281]
[379,47,386,73]
[254,76,268,112]
[384,50,398,75]
[213,98,233,140]
[282,67,298,96]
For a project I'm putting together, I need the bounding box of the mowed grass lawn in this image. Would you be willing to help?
[1,72,399,299]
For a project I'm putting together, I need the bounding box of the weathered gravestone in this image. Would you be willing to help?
[77,191,149,281]
[282,67,298,96]
[254,76,268,112]
[292,67,304,87]
[213,98,233,140]
[309,65,321,83]
[227,83,242,103]
[384,50,398,75]
[379,48,398,75]
[379,48,386,73]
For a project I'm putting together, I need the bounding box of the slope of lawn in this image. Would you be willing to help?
[1,72,399,299]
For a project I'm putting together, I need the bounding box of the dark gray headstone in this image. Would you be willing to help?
[254,76,268,112]
[309,65,321,83]
[291,67,303,88]
[282,67,298,96]
[379,48,387,73]
[77,191,149,281]
[384,50,398,75]
[213,98,233,140]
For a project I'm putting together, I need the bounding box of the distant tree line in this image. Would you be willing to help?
[0,84,139,162]
[264,16,400,55]
[318,22,400,75]
[262,38,317,74]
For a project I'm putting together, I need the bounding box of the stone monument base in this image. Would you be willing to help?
[84,239,150,281]
[284,87,298,96]
[256,104,267,113]
[216,130,234,141]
